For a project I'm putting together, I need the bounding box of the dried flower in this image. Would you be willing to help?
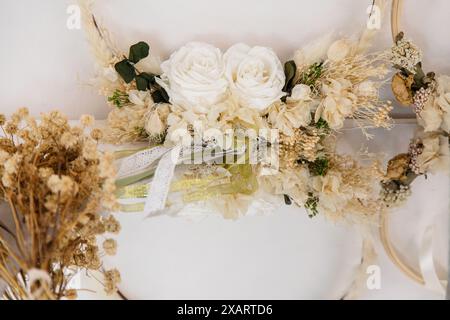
[90,128,104,141]
[391,33,422,75]
[408,138,424,175]
[104,269,121,295]
[103,239,118,256]
[64,289,78,300]
[60,131,78,149]
[391,73,413,106]
[414,84,435,116]
[80,114,95,127]
[103,215,121,234]
[385,153,411,181]
[0,110,120,300]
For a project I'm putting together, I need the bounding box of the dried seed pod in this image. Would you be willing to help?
[391,73,413,106]
[386,153,411,181]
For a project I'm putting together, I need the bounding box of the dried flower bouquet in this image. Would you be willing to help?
[0,109,121,300]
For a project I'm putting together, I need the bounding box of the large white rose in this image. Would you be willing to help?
[224,43,286,112]
[156,42,228,113]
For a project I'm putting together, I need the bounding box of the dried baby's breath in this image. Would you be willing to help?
[0,109,120,300]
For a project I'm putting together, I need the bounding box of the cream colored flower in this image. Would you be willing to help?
[4,154,22,175]
[103,239,117,256]
[47,175,78,196]
[82,139,98,160]
[435,75,450,132]
[224,43,286,111]
[80,114,95,127]
[419,99,442,132]
[157,42,228,113]
[311,171,349,214]
[416,133,450,174]
[38,167,54,180]
[261,167,311,207]
[144,104,170,136]
[0,150,10,163]
[355,81,377,97]
[315,79,356,129]
[60,132,78,149]
[268,99,313,137]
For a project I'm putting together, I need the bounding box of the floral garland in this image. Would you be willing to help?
[376,30,450,293]
[80,0,394,225]
[381,32,450,208]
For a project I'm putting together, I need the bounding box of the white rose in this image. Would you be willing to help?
[224,43,286,112]
[156,42,228,114]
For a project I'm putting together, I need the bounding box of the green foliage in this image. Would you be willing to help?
[108,90,129,109]
[315,118,330,132]
[113,41,170,103]
[282,60,297,101]
[308,157,329,177]
[299,62,323,88]
[115,59,136,84]
[128,42,150,64]
[305,194,319,218]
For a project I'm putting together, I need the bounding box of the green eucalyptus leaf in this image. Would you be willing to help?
[140,72,156,85]
[135,75,149,91]
[152,86,170,104]
[115,59,136,83]
[283,60,297,93]
[129,42,150,64]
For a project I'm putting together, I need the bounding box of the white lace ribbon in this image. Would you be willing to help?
[144,145,182,216]
[117,146,170,179]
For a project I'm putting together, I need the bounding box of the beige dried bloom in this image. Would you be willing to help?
[47,175,78,196]
[0,149,10,163]
[64,289,78,300]
[103,215,121,234]
[103,239,118,256]
[391,34,422,75]
[80,114,95,127]
[60,131,78,149]
[4,154,22,175]
[38,167,54,180]
[0,113,6,125]
[82,139,98,160]
[90,128,104,141]
[104,269,121,295]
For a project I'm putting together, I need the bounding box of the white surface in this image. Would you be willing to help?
[1,0,450,118]
[0,0,448,299]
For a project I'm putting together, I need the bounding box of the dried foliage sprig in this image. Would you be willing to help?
[0,109,121,300]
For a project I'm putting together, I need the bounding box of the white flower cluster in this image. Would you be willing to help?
[420,75,450,133]
[156,42,286,113]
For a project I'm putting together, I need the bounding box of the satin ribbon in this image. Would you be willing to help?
[115,141,250,217]
[418,224,447,296]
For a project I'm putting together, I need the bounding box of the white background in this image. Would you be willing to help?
[0,0,448,299]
